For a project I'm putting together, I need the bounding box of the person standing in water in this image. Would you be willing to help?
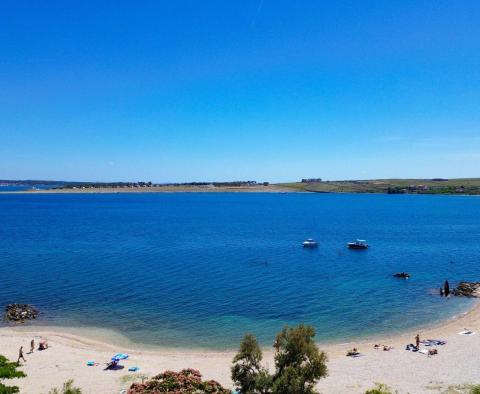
[17,346,26,365]
[444,280,450,297]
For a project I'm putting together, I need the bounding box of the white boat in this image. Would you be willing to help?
[347,239,368,249]
[302,238,318,248]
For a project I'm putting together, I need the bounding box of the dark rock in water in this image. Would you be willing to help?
[393,272,410,279]
[452,282,480,297]
[5,304,39,322]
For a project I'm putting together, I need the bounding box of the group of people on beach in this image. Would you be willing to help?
[17,338,49,365]
[405,334,443,355]
[347,333,443,358]
[374,344,393,351]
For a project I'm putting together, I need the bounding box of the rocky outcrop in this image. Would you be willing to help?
[393,272,410,279]
[5,304,39,322]
[452,282,480,297]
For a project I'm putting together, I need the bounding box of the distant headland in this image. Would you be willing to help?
[2,178,480,195]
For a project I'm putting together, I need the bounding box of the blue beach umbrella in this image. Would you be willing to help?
[111,353,129,361]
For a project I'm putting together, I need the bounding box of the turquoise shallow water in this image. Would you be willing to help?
[0,192,479,348]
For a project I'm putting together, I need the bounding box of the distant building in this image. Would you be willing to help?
[301,178,322,183]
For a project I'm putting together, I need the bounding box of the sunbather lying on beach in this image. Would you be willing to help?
[104,360,119,370]
[347,348,360,357]
[373,344,393,351]
[38,340,49,350]
[405,343,418,351]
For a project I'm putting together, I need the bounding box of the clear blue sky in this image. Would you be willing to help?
[1,1,480,182]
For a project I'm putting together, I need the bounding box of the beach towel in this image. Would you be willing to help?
[405,344,418,351]
[420,339,446,346]
[346,352,362,357]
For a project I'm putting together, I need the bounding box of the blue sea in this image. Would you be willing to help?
[1,192,479,348]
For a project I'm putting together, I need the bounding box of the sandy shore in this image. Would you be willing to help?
[2,304,480,394]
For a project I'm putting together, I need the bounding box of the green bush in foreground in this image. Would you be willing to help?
[231,324,328,394]
[48,379,82,394]
[0,355,26,394]
[128,369,229,393]
[364,383,393,394]
[470,385,480,394]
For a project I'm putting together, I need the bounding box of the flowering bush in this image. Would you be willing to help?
[127,368,229,394]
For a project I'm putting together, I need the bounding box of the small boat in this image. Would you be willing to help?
[302,238,318,248]
[347,239,368,249]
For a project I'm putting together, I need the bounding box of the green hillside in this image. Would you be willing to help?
[278,178,480,194]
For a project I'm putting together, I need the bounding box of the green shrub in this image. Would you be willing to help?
[470,385,480,394]
[0,355,26,394]
[128,369,229,393]
[364,383,393,394]
[48,379,82,394]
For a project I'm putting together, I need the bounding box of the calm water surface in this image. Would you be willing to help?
[1,193,479,348]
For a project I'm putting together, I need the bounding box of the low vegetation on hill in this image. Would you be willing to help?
[280,178,480,195]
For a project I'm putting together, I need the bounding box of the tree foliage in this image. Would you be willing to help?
[231,334,271,394]
[231,325,328,394]
[0,355,26,394]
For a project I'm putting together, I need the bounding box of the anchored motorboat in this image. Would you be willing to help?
[347,239,368,249]
[302,238,318,248]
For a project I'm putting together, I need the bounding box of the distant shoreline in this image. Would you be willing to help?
[0,184,302,194]
[3,178,480,195]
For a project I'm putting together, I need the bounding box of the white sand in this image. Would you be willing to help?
[2,303,480,394]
